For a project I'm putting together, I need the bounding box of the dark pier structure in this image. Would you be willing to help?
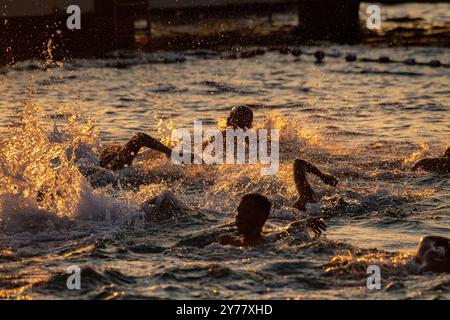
[0,0,149,63]
[0,0,447,64]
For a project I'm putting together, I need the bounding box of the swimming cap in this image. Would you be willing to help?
[227,105,254,130]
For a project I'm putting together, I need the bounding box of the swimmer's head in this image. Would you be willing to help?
[314,51,325,62]
[236,193,272,236]
[227,105,254,130]
[415,236,450,264]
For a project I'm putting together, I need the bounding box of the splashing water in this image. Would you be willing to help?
[0,98,135,231]
[403,143,431,166]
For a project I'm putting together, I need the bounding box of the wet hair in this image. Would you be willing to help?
[444,146,450,158]
[236,193,272,235]
[226,105,254,130]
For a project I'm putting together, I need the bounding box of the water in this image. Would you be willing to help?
[0,4,449,300]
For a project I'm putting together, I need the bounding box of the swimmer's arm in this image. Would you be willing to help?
[287,217,327,237]
[297,159,338,186]
[126,133,172,157]
[134,133,202,163]
[100,133,173,170]
[296,159,325,176]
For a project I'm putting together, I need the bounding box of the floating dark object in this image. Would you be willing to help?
[404,58,416,65]
[429,60,441,67]
[240,49,265,59]
[291,49,302,57]
[345,54,357,62]
[314,51,325,63]
[278,47,291,55]
[378,56,391,63]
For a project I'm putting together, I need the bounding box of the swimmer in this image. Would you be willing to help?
[53,106,253,189]
[429,60,441,67]
[412,146,449,174]
[201,105,255,152]
[314,51,325,63]
[240,49,265,59]
[102,105,254,171]
[415,236,450,273]
[98,105,256,172]
[291,48,302,57]
[293,159,338,211]
[378,56,391,63]
[219,193,327,247]
[404,58,416,65]
[225,105,254,130]
[345,53,357,62]
[279,47,291,55]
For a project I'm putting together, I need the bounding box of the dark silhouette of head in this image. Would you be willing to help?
[227,105,254,130]
[429,60,441,67]
[314,51,325,63]
[236,193,272,237]
[378,56,391,63]
[415,236,450,273]
[345,54,357,62]
[444,146,450,158]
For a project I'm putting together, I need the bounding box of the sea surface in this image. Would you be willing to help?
[0,3,449,299]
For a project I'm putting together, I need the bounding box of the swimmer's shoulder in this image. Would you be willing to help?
[176,224,236,248]
[412,157,449,173]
